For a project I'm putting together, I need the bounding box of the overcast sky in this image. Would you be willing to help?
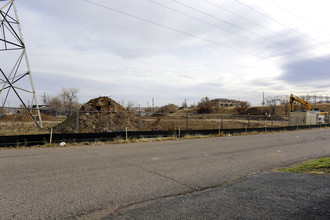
[2,0,330,107]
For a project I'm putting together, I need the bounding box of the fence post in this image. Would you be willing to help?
[221,114,223,130]
[34,120,36,134]
[271,115,274,127]
[165,113,168,128]
[110,112,113,131]
[186,113,189,130]
[75,110,79,133]
[139,111,142,131]
[12,109,17,135]
[288,114,291,126]
[50,128,53,145]
[248,115,250,129]
[56,111,59,133]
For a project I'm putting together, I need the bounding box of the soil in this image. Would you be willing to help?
[0,111,55,122]
[57,97,139,133]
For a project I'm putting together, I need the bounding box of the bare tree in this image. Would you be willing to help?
[60,88,80,114]
[267,97,277,115]
[280,96,290,115]
[197,97,218,114]
[235,101,250,115]
[119,99,126,107]
[48,96,63,112]
[126,100,135,112]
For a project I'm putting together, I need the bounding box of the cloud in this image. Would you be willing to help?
[279,55,330,83]
[2,0,330,107]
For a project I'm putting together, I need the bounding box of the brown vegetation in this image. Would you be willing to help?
[156,104,179,114]
[196,97,219,114]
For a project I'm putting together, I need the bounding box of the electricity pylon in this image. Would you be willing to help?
[0,0,42,127]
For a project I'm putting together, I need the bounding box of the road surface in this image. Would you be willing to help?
[106,172,330,220]
[1,129,330,219]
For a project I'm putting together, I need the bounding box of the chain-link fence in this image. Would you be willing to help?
[7,107,330,135]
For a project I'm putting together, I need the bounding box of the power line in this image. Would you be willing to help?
[268,0,330,37]
[153,0,329,65]
[203,0,318,53]
[204,0,279,37]
[82,0,330,78]
[149,0,279,53]
[235,0,330,52]
[83,0,264,58]
[167,0,330,68]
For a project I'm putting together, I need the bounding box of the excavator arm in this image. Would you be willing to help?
[290,94,312,111]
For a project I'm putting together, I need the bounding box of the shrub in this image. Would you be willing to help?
[156,104,179,114]
[197,97,218,114]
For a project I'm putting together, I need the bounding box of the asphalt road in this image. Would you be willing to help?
[1,129,330,219]
[107,172,330,220]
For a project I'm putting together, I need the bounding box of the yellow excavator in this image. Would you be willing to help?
[290,94,328,124]
[289,94,312,112]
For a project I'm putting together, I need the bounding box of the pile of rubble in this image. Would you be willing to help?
[57,97,139,133]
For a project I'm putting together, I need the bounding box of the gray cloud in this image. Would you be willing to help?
[279,55,330,82]
[2,0,329,107]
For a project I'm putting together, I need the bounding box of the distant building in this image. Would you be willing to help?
[211,98,241,107]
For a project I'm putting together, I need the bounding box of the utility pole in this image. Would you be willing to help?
[262,92,265,106]
[152,98,154,113]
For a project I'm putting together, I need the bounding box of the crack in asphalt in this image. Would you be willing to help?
[144,169,198,191]
[80,172,258,220]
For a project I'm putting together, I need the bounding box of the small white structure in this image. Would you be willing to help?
[289,111,325,126]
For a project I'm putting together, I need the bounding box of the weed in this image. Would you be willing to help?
[278,157,330,175]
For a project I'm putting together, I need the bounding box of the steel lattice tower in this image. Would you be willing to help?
[0,0,42,127]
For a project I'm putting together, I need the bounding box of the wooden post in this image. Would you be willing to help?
[50,128,53,145]
[75,111,79,133]
[125,127,128,140]
[221,114,223,130]
[139,111,142,131]
[12,109,17,135]
[56,111,59,133]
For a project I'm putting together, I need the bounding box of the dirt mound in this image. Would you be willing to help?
[57,97,139,133]
[80,96,125,112]
[0,111,55,122]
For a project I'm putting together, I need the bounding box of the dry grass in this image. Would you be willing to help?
[278,157,330,175]
[0,121,62,136]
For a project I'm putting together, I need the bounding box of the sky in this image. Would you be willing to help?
[2,0,330,107]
